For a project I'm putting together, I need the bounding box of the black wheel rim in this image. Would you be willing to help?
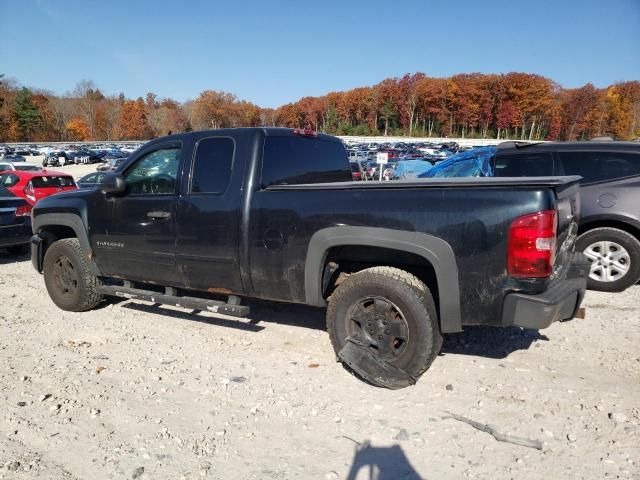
[52,255,79,298]
[346,296,409,359]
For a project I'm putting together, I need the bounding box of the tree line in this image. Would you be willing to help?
[1,73,638,143]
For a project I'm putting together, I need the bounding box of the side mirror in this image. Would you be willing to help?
[101,173,126,195]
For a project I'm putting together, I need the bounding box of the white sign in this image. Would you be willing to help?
[376,152,389,165]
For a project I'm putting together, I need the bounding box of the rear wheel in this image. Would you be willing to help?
[576,227,640,292]
[327,266,442,389]
[43,238,103,311]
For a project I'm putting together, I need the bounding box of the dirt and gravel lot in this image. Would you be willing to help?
[1,160,639,479]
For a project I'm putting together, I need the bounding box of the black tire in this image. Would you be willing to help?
[43,238,103,311]
[327,266,442,389]
[575,227,640,292]
[7,243,29,255]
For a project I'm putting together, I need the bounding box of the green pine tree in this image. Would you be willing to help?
[13,87,41,141]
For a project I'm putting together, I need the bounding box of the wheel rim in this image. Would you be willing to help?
[51,255,79,298]
[346,296,409,359]
[583,240,631,283]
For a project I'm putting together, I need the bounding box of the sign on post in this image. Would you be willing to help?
[376,152,388,181]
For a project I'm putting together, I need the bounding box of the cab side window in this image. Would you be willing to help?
[556,152,640,183]
[124,147,181,195]
[494,153,554,177]
[190,137,234,194]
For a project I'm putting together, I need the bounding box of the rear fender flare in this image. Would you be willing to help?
[305,226,462,332]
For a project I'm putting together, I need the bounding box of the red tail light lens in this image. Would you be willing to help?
[507,210,557,278]
[292,128,318,137]
[23,181,35,203]
[15,204,32,216]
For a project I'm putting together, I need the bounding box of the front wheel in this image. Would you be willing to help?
[43,238,103,311]
[326,266,442,389]
[576,227,640,292]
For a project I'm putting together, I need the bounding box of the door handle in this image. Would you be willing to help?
[147,211,171,220]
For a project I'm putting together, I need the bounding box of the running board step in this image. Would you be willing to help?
[97,285,250,317]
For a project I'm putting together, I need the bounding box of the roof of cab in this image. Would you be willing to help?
[497,140,640,152]
[148,127,341,145]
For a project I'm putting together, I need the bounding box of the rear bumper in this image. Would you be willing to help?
[502,253,589,329]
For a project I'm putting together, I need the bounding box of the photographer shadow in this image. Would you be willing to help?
[345,441,422,480]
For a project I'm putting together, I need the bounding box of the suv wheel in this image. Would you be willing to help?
[576,227,640,292]
[43,238,103,311]
[326,266,442,389]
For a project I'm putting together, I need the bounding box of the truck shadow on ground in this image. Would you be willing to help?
[119,298,327,333]
[0,251,29,266]
[344,441,422,480]
[441,326,548,359]
[119,298,544,359]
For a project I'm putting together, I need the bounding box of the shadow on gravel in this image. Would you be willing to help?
[0,251,30,265]
[345,441,422,480]
[118,299,327,333]
[441,326,548,359]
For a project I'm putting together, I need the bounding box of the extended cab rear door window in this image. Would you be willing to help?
[556,151,640,183]
[493,153,554,177]
[190,137,234,194]
[261,136,349,188]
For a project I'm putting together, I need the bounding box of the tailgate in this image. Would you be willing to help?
[553,178,581,279]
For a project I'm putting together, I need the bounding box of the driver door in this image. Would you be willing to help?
[92,142,183,286]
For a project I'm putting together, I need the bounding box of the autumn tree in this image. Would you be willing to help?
[116,98,152,140]
[66,117,90,140]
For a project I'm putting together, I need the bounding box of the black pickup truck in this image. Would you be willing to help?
[30,128,589,388]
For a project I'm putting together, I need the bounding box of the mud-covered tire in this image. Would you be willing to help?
[576,227,640,292]
[43,238,103,311]
[327,266,442,389]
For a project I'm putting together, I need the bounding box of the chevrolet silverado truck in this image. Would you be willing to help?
[30,128,589,389]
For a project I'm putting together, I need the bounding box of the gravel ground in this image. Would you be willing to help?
[0,160,639,479]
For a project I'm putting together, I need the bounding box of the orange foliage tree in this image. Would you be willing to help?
[66,118,90,140]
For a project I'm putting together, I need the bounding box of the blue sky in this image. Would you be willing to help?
[1,0,638,108]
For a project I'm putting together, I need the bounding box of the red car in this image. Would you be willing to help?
[0,170,77,212]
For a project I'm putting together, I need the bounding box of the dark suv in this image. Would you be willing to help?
[493,141,640,292]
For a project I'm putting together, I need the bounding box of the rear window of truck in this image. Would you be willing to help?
[261,136,350,188]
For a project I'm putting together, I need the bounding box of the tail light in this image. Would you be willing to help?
[507,210,557,278]
[15,204,32,216]
[292,128,318,137]
[23,181,36,203]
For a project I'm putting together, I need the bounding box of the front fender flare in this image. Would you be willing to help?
[304,226,462,332]
[32,213,102,276]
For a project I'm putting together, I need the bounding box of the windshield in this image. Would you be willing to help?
[420,147,496,178]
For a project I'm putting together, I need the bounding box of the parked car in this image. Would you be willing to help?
[67,149,104,164]
[0,170,77,212]
[31,127,587,389]
[76,171,108,188]
[421,141,640,292]
[2,154,26,163]
[42,152,69,167]
[0,162,42,172]
[97,157,126,172]
[349,162,362,181]
[0,185,32,255]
